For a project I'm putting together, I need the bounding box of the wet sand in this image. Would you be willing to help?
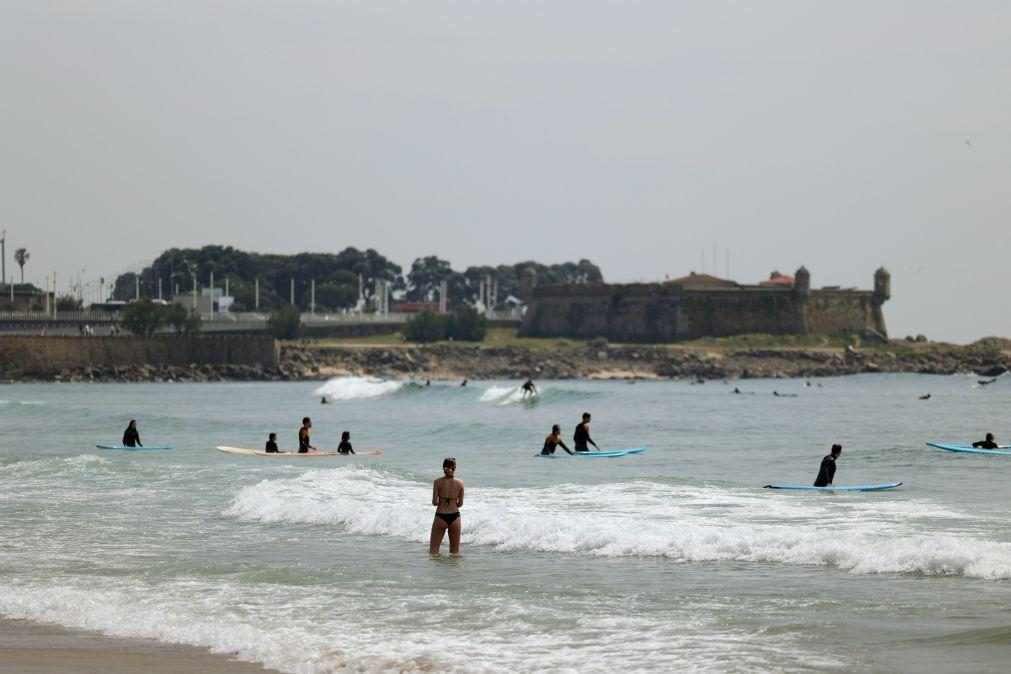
[0,618,280,674]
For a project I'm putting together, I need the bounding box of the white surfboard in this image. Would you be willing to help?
[216,446,382,457]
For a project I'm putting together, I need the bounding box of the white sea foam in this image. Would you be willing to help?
[225,469,1011,580]
[479,385,529,405]
[313,376,403,401]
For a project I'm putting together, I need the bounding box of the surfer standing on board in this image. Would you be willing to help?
[521,378,538,398]
[430,457,464,555]
[298,417,316,454]
[813,444,842,487]
[574,413,599,452]
[122,420,142,448]
[541,424,573,455]
[973,433,999,449]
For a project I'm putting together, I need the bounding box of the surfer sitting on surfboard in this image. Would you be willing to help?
[298,417,316,454]
[541,425,574,455]
[265,433,280,453]
[574,413,599,452]
[122,420,142,448]
[338,431,355,455]
[813,444,842,487]
[973,433,999,450]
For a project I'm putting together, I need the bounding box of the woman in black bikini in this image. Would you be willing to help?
[429,457,464,555]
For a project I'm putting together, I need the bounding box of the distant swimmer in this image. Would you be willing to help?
[972,433,999,450]
[541,424,574,455]
[919,393,932,400]
[573,412,599,452]
[813,444,842,487]
[460,379,468,387]
[298,417,316,454]
[773,391,798,398]
[265,432,280,453]
[978,378,997,386]
[734,387,741,394]
[521,378,538,398]
[338,430,355,455]
[425,379,431,387]
[429,457,464,555]
[122,420,142,448]
[320,396,329,405]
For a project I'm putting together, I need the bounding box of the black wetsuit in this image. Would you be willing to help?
[265,440,280,453]
[573,423,592,452]
[338,440,354,455]
[122,427,142,448]
[813,455,836,487]
[972,439,999,449]
[541,435,572,455]
[298,428,311,454]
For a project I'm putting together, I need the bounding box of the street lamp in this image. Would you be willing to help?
[0,229,5,287]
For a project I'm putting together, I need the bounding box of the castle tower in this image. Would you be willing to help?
[519,266,538,302]
[793,266,810,297]
[874,267,891,303]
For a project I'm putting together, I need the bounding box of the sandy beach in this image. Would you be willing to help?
[0,619,279,674]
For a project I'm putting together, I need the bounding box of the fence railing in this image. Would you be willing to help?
[0,310,119,322]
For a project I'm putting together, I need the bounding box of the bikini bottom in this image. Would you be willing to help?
[435,512,460,526]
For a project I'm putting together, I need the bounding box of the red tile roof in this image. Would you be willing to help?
[668,272,738,287]
[759,271,794,287]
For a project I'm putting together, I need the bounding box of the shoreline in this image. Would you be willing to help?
[2,338,1008,384]
[0,617,280,674]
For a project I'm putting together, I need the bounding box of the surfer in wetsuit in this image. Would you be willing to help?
[521,378,538,398]
[298,417,316,454]
[972,433,998,449]
[122,420,142,448]
[320,396,328,405]
[338,431,355,455]
[574,413,599,452]
[813,444,842,487]
[429,457,464,555]
[541,424,573,455]
[265,432,280,453]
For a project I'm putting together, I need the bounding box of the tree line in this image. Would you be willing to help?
[112,245,603,311]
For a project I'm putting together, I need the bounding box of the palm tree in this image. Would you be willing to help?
[14,248,29,284]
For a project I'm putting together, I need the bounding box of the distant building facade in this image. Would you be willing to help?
[518,267,890,342]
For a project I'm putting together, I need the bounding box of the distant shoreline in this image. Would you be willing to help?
[2,336,1008,383]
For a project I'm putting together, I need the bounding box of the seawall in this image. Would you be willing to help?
[0,335,278,378]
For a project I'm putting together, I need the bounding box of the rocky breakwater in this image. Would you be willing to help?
[282,337,1011,381]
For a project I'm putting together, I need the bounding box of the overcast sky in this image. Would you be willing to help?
[1,1,1008,342]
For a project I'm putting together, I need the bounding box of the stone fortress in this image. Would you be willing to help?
[518,267,890,343]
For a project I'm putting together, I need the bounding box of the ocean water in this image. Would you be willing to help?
[1,374,1010,673]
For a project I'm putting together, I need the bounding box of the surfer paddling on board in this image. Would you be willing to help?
[122,420,142,448]
[973,433,999,450]
[574,413,599,452]
[541,424,574,455]
[265,433,280,453]
[813,444,842,487]
[521,378,538,398]
[298,417,316,454]
[337,431,355,455]
[430,458,464,555]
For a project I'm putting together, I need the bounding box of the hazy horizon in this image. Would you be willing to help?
[2,1,1008,343]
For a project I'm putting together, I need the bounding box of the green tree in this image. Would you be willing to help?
[164,303,202,335]
[445,305,488,341]
[55,295,82,311]
[121,299,166,337]
[14,248,29,283]
[403,309,446,343]
[268,305,302,340]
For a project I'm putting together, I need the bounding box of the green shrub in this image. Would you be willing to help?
[121,299,166,337]
[268,305,303,340]
[404,309,446,343]
[445,305,488,342]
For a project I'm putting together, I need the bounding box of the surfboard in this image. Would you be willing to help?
[535,447,646,458]
[96,444,173,450]
[216,446,383,457]
[764,482,902,491]
[926,442,1011,456]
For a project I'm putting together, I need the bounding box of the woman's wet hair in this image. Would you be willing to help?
[129,419,137,426]
[443,457,457,470]
[341,431,350,441]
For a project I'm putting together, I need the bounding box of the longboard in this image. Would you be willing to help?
[96,444,172,450]
[216,446,383,457]
[535,447,646,458]
[926,442,1011,456]
[764,482,902,491]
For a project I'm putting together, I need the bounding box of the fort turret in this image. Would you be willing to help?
[793,266,810,297]
[519,266,538,302]
[873,267,891,303]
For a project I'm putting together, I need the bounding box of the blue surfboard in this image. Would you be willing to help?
[96,444,173,451]
[764,482,902,491]
[535,447,646,458]
[926,442,1011,456]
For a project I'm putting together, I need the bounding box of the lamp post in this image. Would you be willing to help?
[0,229,5,288]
